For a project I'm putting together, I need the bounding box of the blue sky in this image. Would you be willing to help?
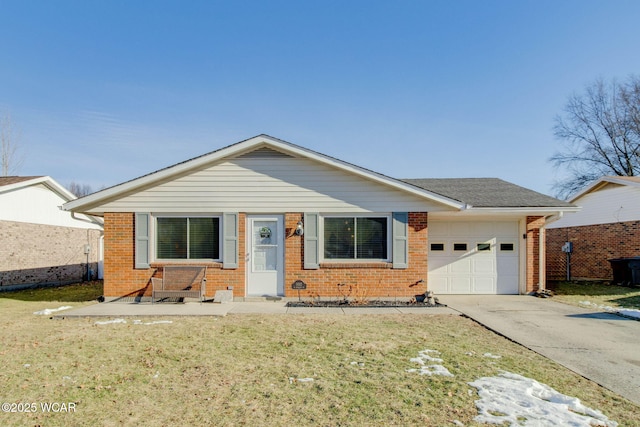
[2,0,640,196]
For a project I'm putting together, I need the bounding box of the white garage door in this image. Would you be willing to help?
[428,221,520,294]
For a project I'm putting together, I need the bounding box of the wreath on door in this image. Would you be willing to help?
[259,227,272,239]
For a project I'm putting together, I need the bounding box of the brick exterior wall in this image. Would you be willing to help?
[283,212,428,298]
[103,212,429,299]
[526,216,545,293]
[546,220,640,281]
[0,220,102,287]
[104,212,544,297]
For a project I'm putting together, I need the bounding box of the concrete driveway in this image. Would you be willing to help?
[440,295,640,406]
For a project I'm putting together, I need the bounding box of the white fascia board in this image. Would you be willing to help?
[568,176,640,203]
[63,138,263,212]
[1,176,76,201]
[429,206,580,219]
[64,135,465,212]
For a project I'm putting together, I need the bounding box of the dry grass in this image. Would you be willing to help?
[0,298,638,426]
[549,281,640,310]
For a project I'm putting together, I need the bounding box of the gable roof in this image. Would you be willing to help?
[569,176,640,202]
[403,178,575,208]
[0,175,76,201]
[63,134,466,213]
[63,134,575,215]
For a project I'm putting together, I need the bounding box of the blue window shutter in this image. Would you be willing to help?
[304,212,319,269]
[392,212,409,269]
[135,212,150,269]
[223,212,238,269]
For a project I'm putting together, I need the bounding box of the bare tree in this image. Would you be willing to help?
[0,111,24,176]
[67,181,94,197]
[551,76,640,199]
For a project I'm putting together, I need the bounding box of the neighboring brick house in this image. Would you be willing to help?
[546,176,640,281]
[63,135,575,300]
[0,176,104,289]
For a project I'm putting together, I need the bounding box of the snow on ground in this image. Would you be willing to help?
[482,353,502,359]
[469,371,618,427]
[94,318,173,325]
[407,349,454,377]
[579,301,640,320]
[33,306,73,315]
[406,349,618,426]
[94,318,127,325]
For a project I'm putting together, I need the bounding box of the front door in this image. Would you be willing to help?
[246,215,284,296]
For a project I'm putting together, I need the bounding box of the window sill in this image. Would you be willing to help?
[151,262,223,269]
[319,262,392,269]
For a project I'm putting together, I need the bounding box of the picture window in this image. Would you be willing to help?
[324,216,388,260]
[156,216,220,260]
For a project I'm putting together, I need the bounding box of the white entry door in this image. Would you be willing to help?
[246,215,284,296]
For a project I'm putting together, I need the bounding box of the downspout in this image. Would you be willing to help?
[539,212,564,291]
[61,207,105,281]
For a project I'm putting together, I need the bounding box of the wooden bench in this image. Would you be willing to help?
[151,266,207,303]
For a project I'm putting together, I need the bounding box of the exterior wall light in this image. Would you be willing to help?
[295,221,304,236]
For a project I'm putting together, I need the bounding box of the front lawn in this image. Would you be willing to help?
[0,298,636,426]
[548,281,640,310]
[0,281,103,302]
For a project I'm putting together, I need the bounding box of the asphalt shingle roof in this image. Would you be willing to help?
[0,176,43,187]
[402,178,574,208]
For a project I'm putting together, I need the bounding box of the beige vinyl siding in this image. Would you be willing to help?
[547,183,640,228]
[97,156,452,213]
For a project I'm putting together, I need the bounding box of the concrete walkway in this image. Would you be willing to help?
[56,300,458,317]
[439,295,640,406]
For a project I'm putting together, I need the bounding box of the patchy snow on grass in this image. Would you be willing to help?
[408,349,617,426]
[94,318,127,325]
[469,371,618,427]
[579,301,640,320]
[94,318,174,325]
[482,352,502,359]
[33,306,73,315]
[133,320,173,325]
[289,377,314,384]
[407,349,454,377]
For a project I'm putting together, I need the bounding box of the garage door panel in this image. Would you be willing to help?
[473,222,494,236]
[451,277,471,293]
[429,277,450,294]
[472,277,495,293]
[450,259,471,273]
[473,258,495,274]
[497,258,518,275]
[429,257,452,271]
[450,222,472,237]
[497,275,519,294]
[428,221,520,295]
